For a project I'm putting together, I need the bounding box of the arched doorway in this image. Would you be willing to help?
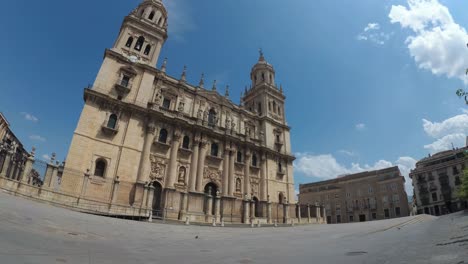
[204,182,218,215]
[152,181,163,216]
[252,196,261,218]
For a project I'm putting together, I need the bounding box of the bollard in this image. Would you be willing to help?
[212,217,216,227]
[221,220,225,227]
[257,220,261,228]
[251,220,254,228]
[274,220,278,227]
[291,220,295,227]
[185,216,190,225]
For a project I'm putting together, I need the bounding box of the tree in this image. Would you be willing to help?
[458,169,468,200]
[455,43,468,103]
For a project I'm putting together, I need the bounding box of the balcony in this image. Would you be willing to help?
[114,82,131,95]
[101,123,119,136]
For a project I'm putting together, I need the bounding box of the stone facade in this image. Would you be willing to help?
[410,146,468,216]
[60,0,300,224]
[0,113,29,182]
[299,166,410,224]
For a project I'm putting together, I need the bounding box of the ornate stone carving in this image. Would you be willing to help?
[177,100,185,112]
[149,155,166,183]
[154,91,163,106]
[235,178,242,193]
[178,166,186,184]
[203,167,221,182]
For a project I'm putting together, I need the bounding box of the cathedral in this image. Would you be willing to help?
[61,0,296,224]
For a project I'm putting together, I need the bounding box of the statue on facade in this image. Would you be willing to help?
[178,166,186,184]
[236,178,242,193]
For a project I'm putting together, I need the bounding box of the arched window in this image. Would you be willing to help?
[278,161,283,172]
[262,72,265,81]
[125,37,134,48]
[211,143,219,157]
[157,17,162,26]
[148,11,155,20]
[257,103,262,115]
[158,129,168,144]
[144,44,151,55]
[237,151,243,163]
[94,159,106,177]
[208,109,216,127]
[107,114,118,129]
[273,101,277,113]
[252,154,258,167]
[279,193,284,204]
[182,136,190,149]
[134,36,145,51]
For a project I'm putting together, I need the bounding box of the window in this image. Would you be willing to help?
[346,192,351,198]
[125,37,134,48]
[261,72,265,81]
[382,196,388,204]
[158,129,168,143]
[336,215,341,223]
[349,215,354,222]
[120,75,130,88]
[134,36,145,51]
[157,17,162,26]
[237,151,243,163]
[279,193,284,204]
[392,194,400,203]
[148,11,155,20]
[372,213,377,220]
[335,194,339,199]
[278,161,283,173]
[94,159,106,177]
[208,109,216,127]
[273,101,277,113]
[384,209,390,218]
[252,154,258,167]
[455,176,461,185]
[107,114,118,129]
[257,103,262,115]
[391,183,397,191]
[211,143,219,157]
[395,207,401,217]
[431,192,437,202]
[144,44,151,56]
[368,186,373,194]
[182,136,190,149]
[162,98,171,109]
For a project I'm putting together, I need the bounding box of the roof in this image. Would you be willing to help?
[0,112,10,127]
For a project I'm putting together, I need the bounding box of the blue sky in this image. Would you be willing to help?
[1,0,467,195]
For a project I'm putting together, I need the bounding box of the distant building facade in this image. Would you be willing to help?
[0,113,29,181]
[299,166,410,224]
[60,0,299,224]
[410,146,468,216]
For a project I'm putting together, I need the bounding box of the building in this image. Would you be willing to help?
[60,0,297,224]
[0,113,29,182]
[410,146,468,216]
[299,166,410,224]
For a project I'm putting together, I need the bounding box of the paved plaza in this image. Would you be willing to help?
[0,191,467,264]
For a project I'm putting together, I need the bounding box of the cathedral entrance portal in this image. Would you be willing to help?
[152,181,163,218]
[204,183,218,216]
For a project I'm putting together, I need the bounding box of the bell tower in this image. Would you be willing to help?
[112,0,168,67]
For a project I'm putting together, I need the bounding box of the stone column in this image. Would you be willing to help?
[137,122,156,183]
[166,130,181,188]
[243,195,250,223]
[146,186,155,210]
[244,150,251,196]
[179,192,188,220]
[48,163,59,189]
[205,193,213,222]
[315,203,321,222]
[228,148,235,196]
[307,204,311,223]
[283,201,290,224]
[222,146,230,196]
[260,153,267,201]
[20,154,34,184]
[111,177,120,204]
[250,200,256,220]
[189,137,200,192]
[0,151,12,178]
[214,193,221,222]
[196,140,208,192]
[142,185,149,208]
[267,198,272,224]
[297,204,302,224]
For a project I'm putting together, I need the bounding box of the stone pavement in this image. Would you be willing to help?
[0,191,467,264]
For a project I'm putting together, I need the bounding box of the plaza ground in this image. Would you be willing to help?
[0,191,467,264]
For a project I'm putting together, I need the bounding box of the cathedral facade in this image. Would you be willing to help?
[61,0,296,224]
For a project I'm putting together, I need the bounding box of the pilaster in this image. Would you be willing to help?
[166,129,181,188]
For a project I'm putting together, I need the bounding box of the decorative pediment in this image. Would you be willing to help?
[149,155,166,183]
[120,66,138,76]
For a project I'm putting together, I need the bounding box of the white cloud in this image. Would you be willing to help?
[29,135,46,142]
[338,149,357,157]
[20,112,38,122]
[422,114,468,138]
[423,133,465,153]
[294,153,416,193]
[389,0,468,84]
[165,0,196,42]
[357,22,392,45]
[365,23,380,32]
[42,154,51,161]
[355,123,366,131]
